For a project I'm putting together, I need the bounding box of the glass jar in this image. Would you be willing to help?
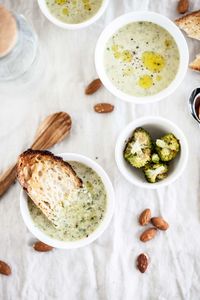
[0,5,43,89]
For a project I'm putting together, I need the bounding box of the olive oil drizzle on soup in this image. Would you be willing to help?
[28,162,107,242]
[104,22,180,97]
[46,0,103,24]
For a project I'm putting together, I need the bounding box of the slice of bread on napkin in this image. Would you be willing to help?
[17,149,82,226]
[175,11,200,72]
[175,10,200,40]
[189,54,200,71]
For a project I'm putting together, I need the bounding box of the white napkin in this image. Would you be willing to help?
[0,0,200,299]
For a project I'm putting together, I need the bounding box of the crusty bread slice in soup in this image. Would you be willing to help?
[17,149,82,226]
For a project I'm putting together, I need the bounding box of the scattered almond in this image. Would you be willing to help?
[139,208,151,226]
[137,253,149,273]
[0,261,11,276]
[85,78,102,95]
[140,227,157,242]
[33,241,53,252]
[151,217,169,231]
[177,0,189,14]
[94,103,114,113]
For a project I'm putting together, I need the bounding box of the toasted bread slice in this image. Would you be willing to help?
[175,10,200,40]
[17,149,82,226]
[189,54,200,71]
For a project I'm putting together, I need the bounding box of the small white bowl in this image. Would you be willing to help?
[37,0,109,30]
[20,153,115,249]
[115,117,188,189]
[95,11,189,104]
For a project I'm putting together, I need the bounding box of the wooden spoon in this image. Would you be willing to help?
[0,112,72,197]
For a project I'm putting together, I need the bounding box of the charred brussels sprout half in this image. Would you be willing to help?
[155,133,180,162]
[124,128,153,168]
[144,163,168,183]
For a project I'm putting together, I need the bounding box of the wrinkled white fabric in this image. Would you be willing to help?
[0,0,200,299]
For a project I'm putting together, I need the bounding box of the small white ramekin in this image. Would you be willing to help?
[37,0,109,30]
[20,153,115,249]
[115,117,189,189]
[95,11,189,104]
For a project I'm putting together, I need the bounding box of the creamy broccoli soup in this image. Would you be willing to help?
[46,0,103,24]
[104,22,180,97]
[28,162,107,241]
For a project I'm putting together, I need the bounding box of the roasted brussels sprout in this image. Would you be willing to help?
[124,127,153,168]
[144,163,168,183]
[155,133,180,162]
[151,153,160,164]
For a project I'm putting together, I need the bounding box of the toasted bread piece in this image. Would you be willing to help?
[189,54,200,71]
[175,10,200,40]
[17,149,82,226]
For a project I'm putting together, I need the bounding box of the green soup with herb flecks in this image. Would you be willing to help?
[104,21,180,97]
[28,161,107,241]
[46,0,103,24]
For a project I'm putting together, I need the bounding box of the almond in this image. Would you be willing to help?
[177,0,189,14]
[137,253,149,273]
[140,228,157,242]
[85,79,102,95]
[151,217,169,231]
[0,261,11,276]
[33,241,53,252]
[139,209,151,226]
[94,103,114,113]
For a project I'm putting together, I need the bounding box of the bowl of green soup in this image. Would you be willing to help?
[20,153,115,249]
[95,11,189,104]
[38,0,109,29]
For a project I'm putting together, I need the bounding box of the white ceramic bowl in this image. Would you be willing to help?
[95,11,189,104]
[20,153,115,249]
[37,0,109,30]
[115,117,189,189]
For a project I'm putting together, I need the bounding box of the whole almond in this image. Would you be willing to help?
[177,0,189,14]
[33,241,53,252]
[137,253,149,273]
[94,103,114,113]
[85,79,102,95]
[140,228,157,242]
[0,261,11,276]
[139,209,151,226]
[151,217,169,231]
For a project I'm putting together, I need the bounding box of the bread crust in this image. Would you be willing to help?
[17,149,83,224]
[175,10,200,24]
[189,55,200,71]
[175,10,200,40]
[17,149,82,189]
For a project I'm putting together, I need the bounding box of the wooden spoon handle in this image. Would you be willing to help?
[0,112,72,198]
[0,164,17,197]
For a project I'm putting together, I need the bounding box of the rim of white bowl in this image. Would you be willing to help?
[95,11,189,104]
[37,0,110,30]
[20,153,115,249]
[115,116,189,189]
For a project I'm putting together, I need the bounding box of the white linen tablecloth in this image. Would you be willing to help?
[0,0,200,299]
